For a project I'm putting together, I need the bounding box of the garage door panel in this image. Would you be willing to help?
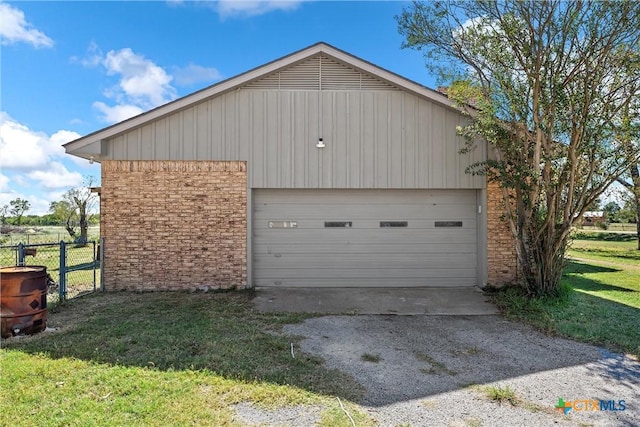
[253,204,475,219]
[256,268,477,279]
[254,253,476,269]
[253,219,478,230]
[253,189,478,287]
[254,189,476,204]
[254,276,477,287]
[253,243,477,254]
[253,232,476,245]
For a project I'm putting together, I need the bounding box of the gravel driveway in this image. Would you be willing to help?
[236,315,639,426]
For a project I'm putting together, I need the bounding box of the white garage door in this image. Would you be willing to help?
[253,189,478,287]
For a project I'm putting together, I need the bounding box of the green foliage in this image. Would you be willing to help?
[0,292,374,426]
[416,352,458,376]
[492,238,640,357]
[48,176,99,241]
[0,204,8,225]
[571,231,637,242]
[603,201,621,222]
[9,198,30,225]
[483,385,519,406]
[398,1,640,296]
[360,353,382,363]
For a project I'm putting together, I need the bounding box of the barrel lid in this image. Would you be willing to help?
[0,266,46,273]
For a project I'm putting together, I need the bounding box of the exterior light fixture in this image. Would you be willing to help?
[89,156,95,164]
[316,137,325,148]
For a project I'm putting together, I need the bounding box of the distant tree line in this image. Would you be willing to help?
[1,177,99,245]
[0,212,100,227]
[602,200,638,224]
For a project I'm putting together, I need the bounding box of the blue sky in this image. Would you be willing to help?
[1,0,438,215]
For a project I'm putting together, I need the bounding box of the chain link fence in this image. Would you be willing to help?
[0,240,101,304]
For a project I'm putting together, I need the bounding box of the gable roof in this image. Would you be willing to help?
[64,42,454,156]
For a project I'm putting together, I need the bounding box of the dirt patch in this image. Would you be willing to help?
[233,402,323,426]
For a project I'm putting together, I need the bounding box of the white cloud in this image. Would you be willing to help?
[0,172,9,193]
[214,0,303,18]
[0,191,56,217]
[27,161,83,189]
[71,41,103,68]
[50,129,82,148]
[76,43,223,124]
[0,173,61,216]
[93,101,144,124]
[103,48,176,108]
[77,45,180,123]
[0,1,53,48]
[173,63,223,86]
[13,175,29,188]
[0,114,98,215]
[0,189,19,210]
[0,113,80,171]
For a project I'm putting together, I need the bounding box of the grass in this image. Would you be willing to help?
[0,225,100,245]
[567,237,640,267]
[360,353,382,363]
[452,346,480,356]
[482,385,519,406]
[580,223,638,232]
[474,385,545,414]
[492,237,640,358]
[0,291,373,426]
[415,352,457,376]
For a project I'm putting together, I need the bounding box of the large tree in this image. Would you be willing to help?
[398,1,640,296]
[0,205,8,225]
[9,198,31,226]
[50,176,99,244]
[617,165,640,248]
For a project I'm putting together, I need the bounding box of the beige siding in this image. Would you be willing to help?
[103,90,485,189]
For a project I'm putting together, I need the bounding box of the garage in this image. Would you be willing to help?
[253,189,478,287]
[65,42,518,292]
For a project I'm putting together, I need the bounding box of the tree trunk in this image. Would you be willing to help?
[616,165,640,250]
[80,216,88,244]
[64,216,77,240]
[77,199,89,247]
[631,164,640,250]
[636,202,640,251]
[516,222,567,297]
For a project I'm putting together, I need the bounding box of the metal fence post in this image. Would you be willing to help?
[59,240,67,301]
[99,237,105,292]
[92,240,97,292]
[17,242,25,266]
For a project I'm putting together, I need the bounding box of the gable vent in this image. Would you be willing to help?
[244,54,398,91]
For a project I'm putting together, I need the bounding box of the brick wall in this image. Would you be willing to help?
[486,179,518,285]
[101,161,247,291]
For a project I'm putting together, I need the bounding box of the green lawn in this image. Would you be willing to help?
[581,223,638,232]
[493,237,640,358]
[0,292,373,427]
[0,225,100,245]
[567,236,640,267]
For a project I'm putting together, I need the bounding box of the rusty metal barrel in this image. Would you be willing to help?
[1,266,48,338]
